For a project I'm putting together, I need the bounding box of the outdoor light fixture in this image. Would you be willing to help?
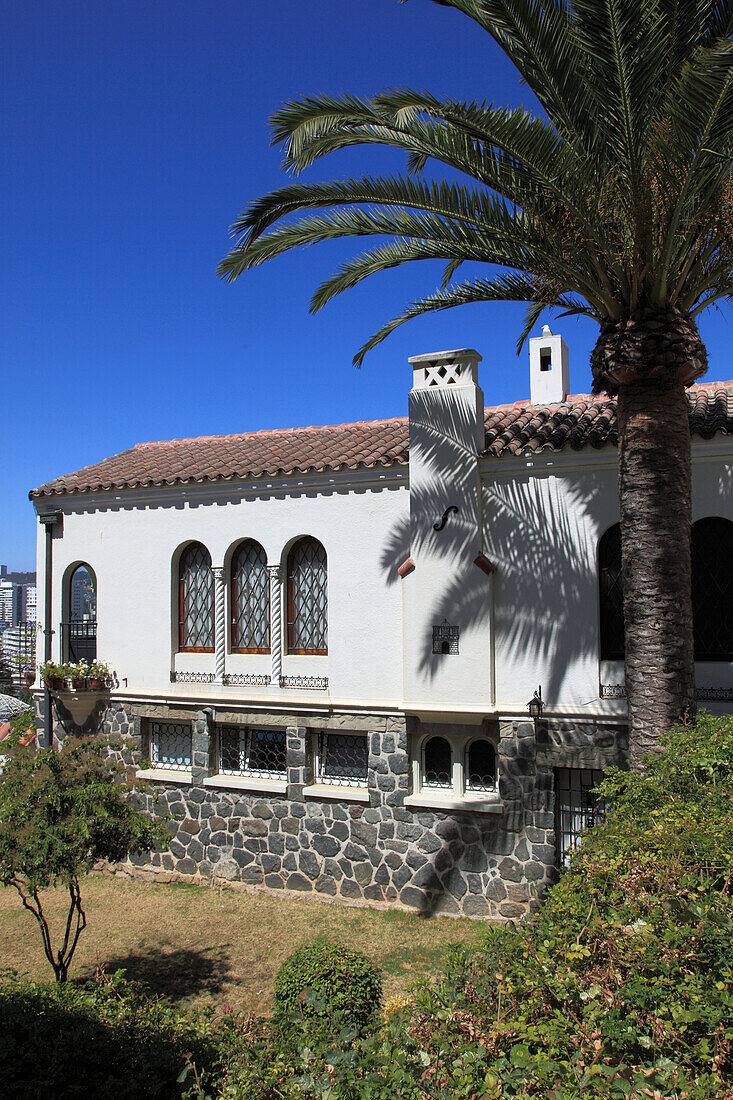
[527,686,543,720]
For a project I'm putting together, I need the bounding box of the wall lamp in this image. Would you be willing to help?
[527,686,543,721]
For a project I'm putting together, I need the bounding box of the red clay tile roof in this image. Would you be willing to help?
[30,381,733,498]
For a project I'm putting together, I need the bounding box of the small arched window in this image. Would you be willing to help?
[178,543,214,652]
[692,517,733,661]
[465,739,496,793]
[65,563,97,662]
[231,540,269,653]
[287,537,327,655]
[423,736,452,789]
[598,524,624,661]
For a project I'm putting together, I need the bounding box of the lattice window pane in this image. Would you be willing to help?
[288,539,327,653]
[219,725,286,778]
[151,721,192,770]
[465,740,496,792]
[599,524,624,660]
[319,732,367,786]
[423,736,452,788]
[232,541,270,651]
[554,768,605,868]
[692,518,733,661]
[219,725,247,773]
[179,543,214,649]
[247,729,287,777]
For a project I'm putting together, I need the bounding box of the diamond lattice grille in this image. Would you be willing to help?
[424,736,452,788]
[151,721,192,770]
[319,732,368,786]
[219,725,286,777]
[465,740,496,792]
[179,543,214,650]
[692,518,733,660]
[599,524,624,660]
[231,541,270,651]
[288,538,327,653]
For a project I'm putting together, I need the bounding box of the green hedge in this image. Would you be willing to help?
[273,939,382,1033]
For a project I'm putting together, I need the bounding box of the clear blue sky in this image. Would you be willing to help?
[3,0,732,570]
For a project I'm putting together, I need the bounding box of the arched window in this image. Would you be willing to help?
[423,736,452,789]
[465,739,496,793]
[598,524,624,661]
[692,517,733,661]
[286,537,327,655]
[178,543,214,652]
[231,540,269,653]
[65,563,97,662]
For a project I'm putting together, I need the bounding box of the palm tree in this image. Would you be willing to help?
[219,0,733,769]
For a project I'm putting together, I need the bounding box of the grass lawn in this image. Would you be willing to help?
[0,875,485,1014]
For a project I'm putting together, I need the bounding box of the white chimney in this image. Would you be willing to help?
[529,326,569,405]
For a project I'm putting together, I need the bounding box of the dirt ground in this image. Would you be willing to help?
[0,874,486,1014]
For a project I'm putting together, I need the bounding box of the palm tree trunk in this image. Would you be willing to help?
[617,380,696,768]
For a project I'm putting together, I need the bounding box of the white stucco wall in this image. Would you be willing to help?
[35,467,409,711]
[482,437,733,717]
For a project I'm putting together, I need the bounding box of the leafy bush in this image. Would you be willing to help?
[273,939,382,1034]
[0,969,229,1100]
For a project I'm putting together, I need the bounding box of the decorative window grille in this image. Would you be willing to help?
[150,721,192,771]
[598,524,624,661]
[231,540,270,652]
[554,768,605,868]
[692,517,733,661]
[287,538,328,654]
[465,739,496,792]
[423,736,452,788]
[318,732,368,786]
[432,620,459,655]
[178,543,214,651]
[219,725,286,778]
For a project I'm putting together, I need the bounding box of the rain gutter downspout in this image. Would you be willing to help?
[38,511,61,748]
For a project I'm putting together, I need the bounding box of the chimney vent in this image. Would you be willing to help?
[529,328,569,405]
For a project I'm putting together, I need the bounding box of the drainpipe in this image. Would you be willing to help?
[38,511,61,748]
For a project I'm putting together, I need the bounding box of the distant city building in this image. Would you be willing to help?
[0,568,37,628]
[0,580,12,627]
[0,623,35,687]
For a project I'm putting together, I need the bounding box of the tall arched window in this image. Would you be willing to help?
[65,563,97,662]
[178,543,214,652]
[598,524,624,661]
[287,537,328,655]
[423,736,452,789]
[231,540,270,653]
[692,517,733,661]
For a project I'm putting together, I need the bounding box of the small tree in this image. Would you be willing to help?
[0,735,167,982]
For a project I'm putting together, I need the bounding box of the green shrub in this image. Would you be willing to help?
[273,939,382,1034]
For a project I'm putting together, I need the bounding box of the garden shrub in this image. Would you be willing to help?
[273,939,382,1034]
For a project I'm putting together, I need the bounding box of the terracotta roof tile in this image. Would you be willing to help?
[30,382,733,498]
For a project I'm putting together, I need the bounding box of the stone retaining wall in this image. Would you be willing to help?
[40,696,627,919]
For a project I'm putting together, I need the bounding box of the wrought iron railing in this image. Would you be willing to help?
[62,620,97,663]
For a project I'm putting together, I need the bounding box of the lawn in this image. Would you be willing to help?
[0,874,485,1014]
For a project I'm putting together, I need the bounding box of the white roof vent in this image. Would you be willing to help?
[529,327,569,405]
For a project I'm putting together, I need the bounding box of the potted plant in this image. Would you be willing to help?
[87,661,111,692]
[70,660,89,691]
[40,661,67,691]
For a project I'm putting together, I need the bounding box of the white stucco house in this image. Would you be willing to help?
[30,333,733,917]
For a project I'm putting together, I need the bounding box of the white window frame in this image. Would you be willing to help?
[305,730,370,803]
[406,731,500,812]
[137,720,194,784]
[218,725,287,780]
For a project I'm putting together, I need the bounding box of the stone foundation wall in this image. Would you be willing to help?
[39,695,628,919]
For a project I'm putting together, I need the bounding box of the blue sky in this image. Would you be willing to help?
[3,0,732,570]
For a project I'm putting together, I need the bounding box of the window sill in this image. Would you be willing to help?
[304,783,370,804]
[404,793,503,814]
[202,774,288,795]
[136,767,193,784]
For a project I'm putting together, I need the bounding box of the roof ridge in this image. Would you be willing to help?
[133,414,410,450]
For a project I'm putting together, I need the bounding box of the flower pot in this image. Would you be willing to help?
[89,678,108,692]
[71,677,86,691]
[46,676,65,691]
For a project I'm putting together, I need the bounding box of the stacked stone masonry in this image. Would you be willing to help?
[43,697,627,920]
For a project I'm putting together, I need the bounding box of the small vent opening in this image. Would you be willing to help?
[539,349,552,372]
